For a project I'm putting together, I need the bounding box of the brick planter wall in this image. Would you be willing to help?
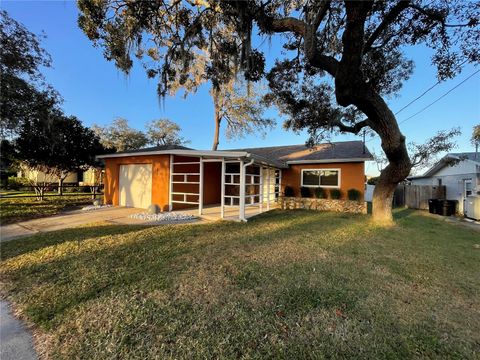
[280,196,367,214]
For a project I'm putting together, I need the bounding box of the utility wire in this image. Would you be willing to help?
[398,69,479,124]
[394,59,469,116]
[365,69,479,142]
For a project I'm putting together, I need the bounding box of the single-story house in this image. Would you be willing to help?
[97,141,373,220]
[17,166,103,186]
[408,152,480,214]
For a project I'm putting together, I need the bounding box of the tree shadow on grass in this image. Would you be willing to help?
[0,224,153,261]
[393,207,416,220]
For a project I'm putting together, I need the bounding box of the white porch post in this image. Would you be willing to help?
[239,159,246,221]
[279,169,282,198]
[168,154,173,211]
[267,167,271,211]
[259,166,263,213]
[221,158,225,219]
[199,156,204,216]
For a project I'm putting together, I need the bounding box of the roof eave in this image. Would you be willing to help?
[285,157,373,165]
[96,149,287,168]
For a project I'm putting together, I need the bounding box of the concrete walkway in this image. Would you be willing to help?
[0,301,37,360]
[0,207,198,242]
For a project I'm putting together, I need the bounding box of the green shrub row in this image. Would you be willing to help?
[285,185,362,201]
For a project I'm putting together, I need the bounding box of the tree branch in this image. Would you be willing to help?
[409,4,473,28]
[254,1,339,77]
[364,0,411,53]
[333,118,370,134]
[310,0,331,31]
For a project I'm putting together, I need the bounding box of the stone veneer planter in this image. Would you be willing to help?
[280,196,367,214]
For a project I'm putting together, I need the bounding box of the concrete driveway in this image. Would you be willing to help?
[0,207,187,242]
[0,301,37,360]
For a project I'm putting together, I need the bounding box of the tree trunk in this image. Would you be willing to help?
[212,91,221,151]
[332,2,412,225]
[58,178,64,195]
[372,176,398,225]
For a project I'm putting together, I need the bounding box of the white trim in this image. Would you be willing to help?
[199,157,204,216]
[267,167,271,211]
[287,158,371,164]
[300,168,341,188]
[239,159,245,221]
[97,149,250,159]
[221,158,225,219]
[259,167,263,213]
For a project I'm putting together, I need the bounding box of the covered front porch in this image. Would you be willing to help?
[168,153,283,221]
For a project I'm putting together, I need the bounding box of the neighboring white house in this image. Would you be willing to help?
[408,152,480,214]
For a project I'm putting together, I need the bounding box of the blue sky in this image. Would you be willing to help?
[3,0,479,176]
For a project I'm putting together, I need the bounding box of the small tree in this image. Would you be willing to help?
[16,114,104,197]
[472,124,480,154]
[145,119,188,146]
[92,118,148,152]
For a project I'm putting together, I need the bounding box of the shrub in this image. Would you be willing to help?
[315,187,327,199]
[7,176,29,190]
[330,189,342,199]
[300,186,311,198]
[347,188,362,201]
[284,186,295,197]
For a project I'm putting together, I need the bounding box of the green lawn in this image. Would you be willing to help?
[0,196,94,225]
[1,210,479,359]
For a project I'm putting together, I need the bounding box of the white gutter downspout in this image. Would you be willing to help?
[240,157,255,221]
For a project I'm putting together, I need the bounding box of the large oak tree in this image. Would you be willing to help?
[78,0,479,224]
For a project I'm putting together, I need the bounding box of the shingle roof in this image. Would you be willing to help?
[234,141,373,164]
[449,152,480,163]
[111,144,192,155]
[98,141,372,166]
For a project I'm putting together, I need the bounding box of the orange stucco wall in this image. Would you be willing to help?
[104,154,366,209]
[104,155,170,211]
[105,155,223,211]
[281,162,365,199]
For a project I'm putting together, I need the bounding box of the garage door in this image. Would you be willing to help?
[119,164,152,209]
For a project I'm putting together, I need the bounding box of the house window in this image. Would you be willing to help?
[301,169,340,188]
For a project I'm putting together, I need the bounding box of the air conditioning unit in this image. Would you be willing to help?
[464,195,480,220]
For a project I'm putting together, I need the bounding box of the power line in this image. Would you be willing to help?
[398,69,479,124]
[394,59,468,116]
[365,69,479,143]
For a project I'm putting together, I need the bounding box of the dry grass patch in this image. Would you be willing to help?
[1,209,479,359]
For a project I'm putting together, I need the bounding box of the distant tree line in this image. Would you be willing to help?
[0,10,188,197]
